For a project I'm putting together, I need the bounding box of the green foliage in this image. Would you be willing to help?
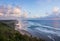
[0,22,45,41]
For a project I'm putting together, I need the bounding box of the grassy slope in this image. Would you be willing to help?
[0,22,45,41]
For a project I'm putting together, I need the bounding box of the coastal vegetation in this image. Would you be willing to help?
[0,22,45,41]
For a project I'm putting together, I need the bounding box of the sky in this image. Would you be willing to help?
[0,0,60,18]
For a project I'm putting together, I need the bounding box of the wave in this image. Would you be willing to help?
[26,21,60,36]
[20,20,60,41]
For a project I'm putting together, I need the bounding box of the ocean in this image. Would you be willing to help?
[23,20,60,41]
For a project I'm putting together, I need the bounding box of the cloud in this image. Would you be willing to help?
[22,11,28,18]
[0,13,3,16]
[6,5,12,14]
[12,6,21,17]
[52,7,59,13]
[0,5,22,17]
